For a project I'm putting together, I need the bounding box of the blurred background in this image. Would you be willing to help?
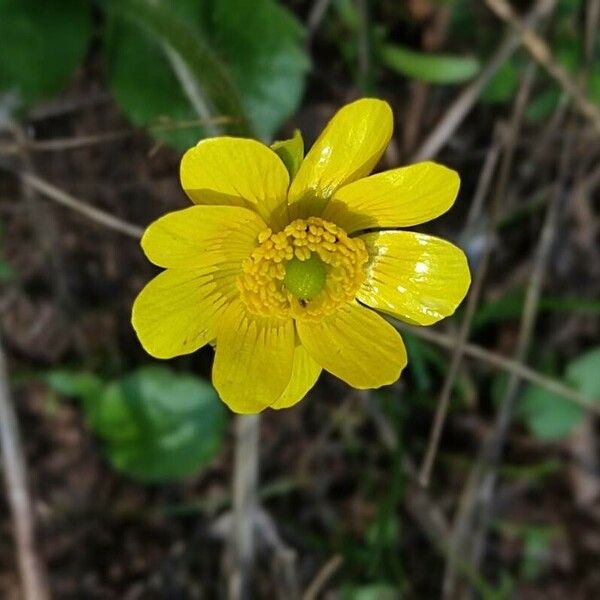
[1,0,599,598]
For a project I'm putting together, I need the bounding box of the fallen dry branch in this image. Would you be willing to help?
[0,338,49,600]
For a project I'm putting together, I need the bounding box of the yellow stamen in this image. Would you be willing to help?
[238,217,368,320]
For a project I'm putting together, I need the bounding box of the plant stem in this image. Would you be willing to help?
[228,414,260,600]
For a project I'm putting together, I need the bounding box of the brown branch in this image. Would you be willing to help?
[0,338,50,600]
[413,0,556,160]
[397,324,600,416]
[0,165,144,240]
[419,64,539,488]
[228,415,260,600]
[302,555,343,600]
[485,0,600,133]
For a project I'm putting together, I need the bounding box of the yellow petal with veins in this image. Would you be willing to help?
[357,231,471,326]
[288,98,393,218]
[323,162,459,233]
[180,137,290,230]
[297,302,406,389]
[141,205,266,269]
[213,301,295,413]
[271,343,321,409]
[132,268,234,359]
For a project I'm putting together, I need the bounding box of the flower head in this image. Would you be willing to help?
[132,99,471,413]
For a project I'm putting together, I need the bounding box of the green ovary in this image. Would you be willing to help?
[283,254,327,301]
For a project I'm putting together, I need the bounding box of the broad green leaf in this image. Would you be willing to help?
[271,129,304,180]
[0,0,92,106]
[91,367,227,482]
[212,0,310,141]
[516,385,583,441]
[105,13,209,149]
[106,0,249,148]
[565,347,600,399]
[104,0,309,148]
[380,44,480,85]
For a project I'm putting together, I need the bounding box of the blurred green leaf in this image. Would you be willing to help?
[106,0,249,148]
[403,334,433,392]
[105,0,308,148]
[589,70,600,105]
[93,366,227,482]
[46,370,105,407]
[341,584,399,600]
[0,258,14,282]
[472,289,600,331]
[526,88,562,122]
[380,44,480,84]
[212,0,310,141]
[565,347,600,399]
[0,0,92,106]
[516,385,583,441]
[516,347,600,440]
[481,61,520,104]
[271,129,304,180]
[47,366,226,482]
[520,526,555,581]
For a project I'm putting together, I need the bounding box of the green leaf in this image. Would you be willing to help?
[516,385,583,441]
[341,584,399,600]
[481,61,520,104]
[516,347,600,440]
[525,88,561,123]
[472,289,600,331]
[271,129,304,180]
[106,0,249,148]
[380,44,480,85]
[520,526,556,581]
[212,0,310,141]
[90,367,227,482]
[104,0,309,147]
[0,0,92,106]
[46,370,105,407]
[565,347,600,399]
[0,258,14,282]
[588,68,600,106]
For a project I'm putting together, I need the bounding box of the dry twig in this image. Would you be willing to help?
[485,0,600,133]
[413,0,556,161]
[419,63,539,488]
[0,165,144,239]
[302,555,343,600]
[0,339,50,600]
[398,325,599,416]
[228,415,260,600]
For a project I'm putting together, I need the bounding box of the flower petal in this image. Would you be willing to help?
[270,343,321,410]
[322,162,460,233]
[288,98,393,218]
[213,301,295,413]
[132,268,233,359]
[357,231,471,326]
[180,137,290,229]
[141,205,266,269]
[297,302,406,389]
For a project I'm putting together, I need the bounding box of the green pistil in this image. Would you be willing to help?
[283,254,326,301]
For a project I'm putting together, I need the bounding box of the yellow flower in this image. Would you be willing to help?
[132,98,471,413]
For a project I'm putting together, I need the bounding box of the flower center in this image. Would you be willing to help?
[283,255,327,300]
[238,217,368,320]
